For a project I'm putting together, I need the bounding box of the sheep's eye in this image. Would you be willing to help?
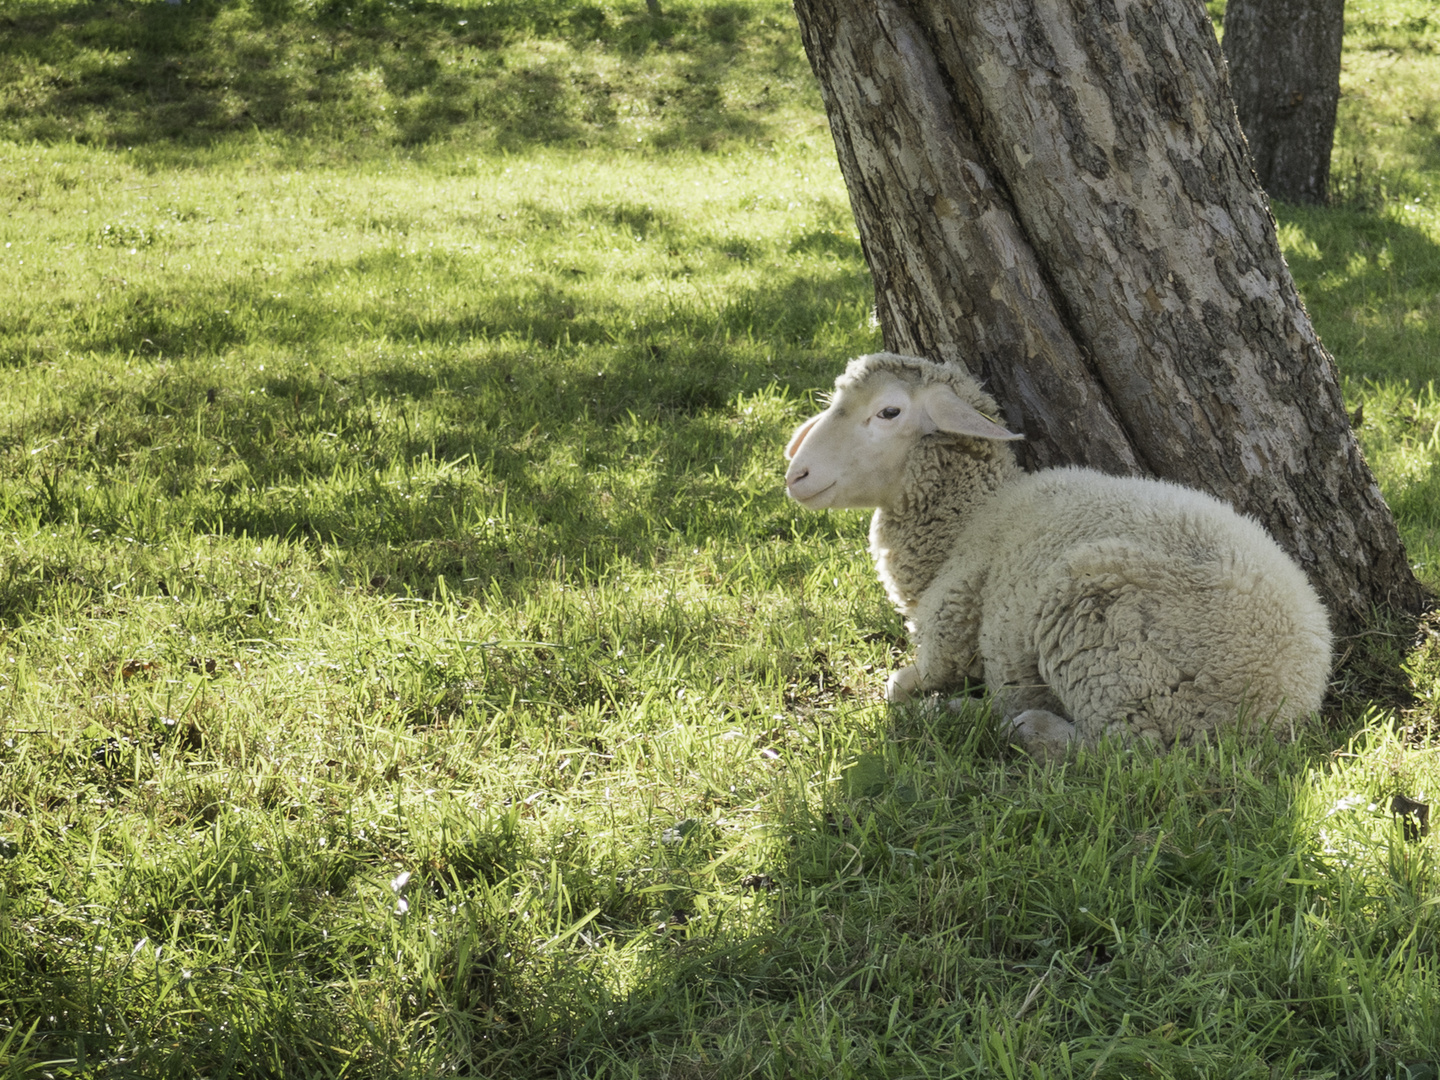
[877,406,902,420]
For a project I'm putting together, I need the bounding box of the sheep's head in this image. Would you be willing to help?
[784,353,1021,511]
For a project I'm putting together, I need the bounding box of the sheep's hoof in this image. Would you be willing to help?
[885,666,922,702]
[1008,709,1076,763]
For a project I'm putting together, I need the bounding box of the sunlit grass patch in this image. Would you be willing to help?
[0,0,824,155]
[1344,379,1440,583]
[1273,197,1440,589]
[0,144,865,368]
[1334,0,1440,207]
[1275,200,1440,384]
[5,1,1440,1077]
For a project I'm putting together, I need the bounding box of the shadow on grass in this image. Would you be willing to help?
[11,670,1440,1076]
[0,253,870,622]
[4,816,368,1077]
[418,702,1440,1077]
[36,252,864,361]
[0,0,811,152]
[1275,201,1440,387]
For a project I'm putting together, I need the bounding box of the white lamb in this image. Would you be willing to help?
[784,352,1333,759]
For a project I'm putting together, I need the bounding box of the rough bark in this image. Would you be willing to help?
[1223,0,1345,205]
[791,0,1421,634]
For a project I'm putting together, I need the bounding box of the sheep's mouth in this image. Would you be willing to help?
[790,480,836,506]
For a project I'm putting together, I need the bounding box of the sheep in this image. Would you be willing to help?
[783,352,1333,759]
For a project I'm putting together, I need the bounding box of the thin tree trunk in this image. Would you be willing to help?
[1223,0,1345,205]
[792,0,1421,634]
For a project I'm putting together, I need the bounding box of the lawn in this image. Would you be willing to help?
[3,1,1440,1077]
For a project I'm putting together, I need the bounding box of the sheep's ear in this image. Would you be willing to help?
[922,385,1023,441]
[785,415,821,460]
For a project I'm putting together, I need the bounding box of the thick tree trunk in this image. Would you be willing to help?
[1223,0,1345,206]
[792,0,1421,634]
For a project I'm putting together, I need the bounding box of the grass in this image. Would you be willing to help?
[0,0,821,154]
[2,1,1440,1077]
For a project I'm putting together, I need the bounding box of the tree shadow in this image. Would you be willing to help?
[1272,202,1440,598]
[1274,201,1440,387]
[0,0,816,153]
[0,246,871,624]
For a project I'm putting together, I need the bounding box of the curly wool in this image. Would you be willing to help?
[789,353,1334,753]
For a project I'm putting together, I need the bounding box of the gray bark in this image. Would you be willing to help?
[791,0,1421,634]
[1223,0,1345,206]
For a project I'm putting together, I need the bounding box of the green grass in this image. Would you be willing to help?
[0,0,822,154]
[4,1,1440,1077]
[1332,0,1440,208]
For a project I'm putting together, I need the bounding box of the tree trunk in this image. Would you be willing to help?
[1223,0,1345,206]
[791,0,1421,635]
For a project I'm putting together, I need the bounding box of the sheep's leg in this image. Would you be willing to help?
[884,607,983,703]
[884,582,987,705]
[992,677,1066,718]
[1032,544,1190,749]
[1008,709,1076,763]
[885,664,923,702]
[990,672,1075,761]
[887,643,983,703]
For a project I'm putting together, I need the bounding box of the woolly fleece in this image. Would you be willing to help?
[785,353,1334,754]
